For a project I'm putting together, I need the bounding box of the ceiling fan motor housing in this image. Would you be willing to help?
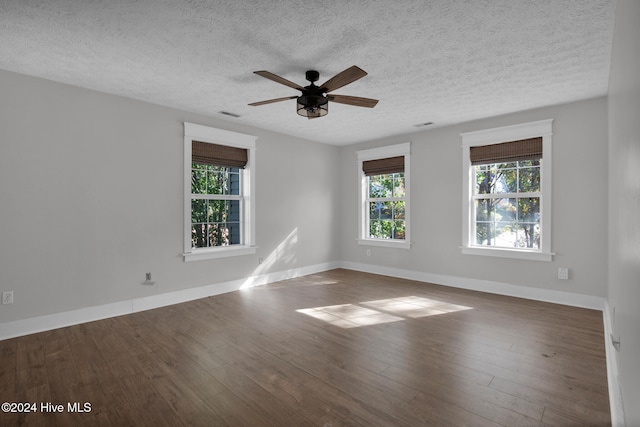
[305,70,320,83]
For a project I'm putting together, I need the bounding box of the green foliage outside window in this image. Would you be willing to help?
[368,173,405,240]
[191,164,240,248]
[474,160,541,248]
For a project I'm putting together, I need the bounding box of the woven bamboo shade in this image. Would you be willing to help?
[470,137,542,166]
[192,141,248,168]
[362,156,404,176]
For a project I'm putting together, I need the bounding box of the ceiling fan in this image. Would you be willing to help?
[249,65,378,119]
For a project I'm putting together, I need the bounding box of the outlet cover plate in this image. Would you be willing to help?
[2,291,14,304]
[558,268,569,280]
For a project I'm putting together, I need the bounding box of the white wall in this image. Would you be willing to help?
[0,69,340,324]
[607,0,640,425]
[338,97,609,301]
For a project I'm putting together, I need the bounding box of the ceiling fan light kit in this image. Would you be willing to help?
[250,65,378,119]
[297,94,328,118]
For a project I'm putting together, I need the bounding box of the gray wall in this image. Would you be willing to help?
[0,69,340,323]
[2,25,636,420]
[338,97,609,299]
[607,0,640,425]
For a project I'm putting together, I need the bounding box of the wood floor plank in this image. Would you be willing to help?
[208,363,317,426]
[203,390,277,427]
[0,268,610,426]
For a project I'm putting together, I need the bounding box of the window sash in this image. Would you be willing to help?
[471,159,541,249]
[365,173,406,241]
[191,196,244,249]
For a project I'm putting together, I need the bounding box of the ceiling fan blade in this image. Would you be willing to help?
[249,95,298,106]
[328,94,379,108]
[254,71,304,91]
[320,65,368,93]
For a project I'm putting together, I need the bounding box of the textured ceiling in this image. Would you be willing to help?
[0,0,616,145]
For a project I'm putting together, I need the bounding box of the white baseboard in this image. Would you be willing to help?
[338,261,606,310]
[603,301,626,427]
[0,260,606,335]
[0,261,339,341]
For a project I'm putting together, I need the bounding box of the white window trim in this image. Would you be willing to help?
[356,142,411,249]
[183,122,257,262]
[460,120,554,261]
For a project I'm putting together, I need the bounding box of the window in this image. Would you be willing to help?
[357,143,411,249]
[461,120,553,261]
[183,123,256,261]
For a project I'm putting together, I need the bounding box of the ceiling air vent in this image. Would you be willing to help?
[218,111,241,118]
[414,121,434,127]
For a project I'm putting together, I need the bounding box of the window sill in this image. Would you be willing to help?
[183,245,257,262]
[461,246,553,261]
[358,239,411,250]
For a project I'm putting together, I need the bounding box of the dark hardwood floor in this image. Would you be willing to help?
[0,269,610,426]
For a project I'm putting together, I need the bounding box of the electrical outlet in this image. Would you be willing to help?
[558,268,569,280]
[142,272,155,286]
[366,249,371,256]
[2,291,14,304]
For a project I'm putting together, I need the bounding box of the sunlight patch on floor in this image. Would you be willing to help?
[296,296,473,328]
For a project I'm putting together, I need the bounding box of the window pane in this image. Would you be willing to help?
[227,200,240,223]
[368,174,393,198]
[369,202,380,220]
[227,221,241,245]
[207,223,225,247]
[515,223,540,249]
[474,199,495,221]
[191,199,207,223]
[493,222,516,247]
[191,223,207,248]
[475,221,494,245]
[369,220,393,239]
[393,220,405,239]
[393,173,405,197]
[191,166,206,194]
[518,166,540,193]
[518,197,540,223]
[496,168,517,193]
[392,201,405,219]
[207,166,239,195]
[494,198,517,222]
[379,202,392,219]
[368,201,392,219]
[206,168,224,195]
[228,169,240,195]
[475,167,516,194]
[475,169,493,194]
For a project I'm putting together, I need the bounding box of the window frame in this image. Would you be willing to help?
[460,120,553,261]
[183,122,257,262]
[357,143,411,249]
